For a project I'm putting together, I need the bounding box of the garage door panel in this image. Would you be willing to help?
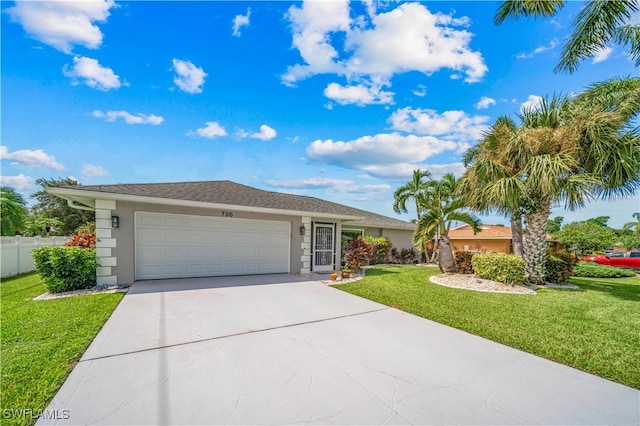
[136,212,290,280]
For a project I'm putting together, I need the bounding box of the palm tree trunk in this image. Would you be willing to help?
[438,235,456,273]
[510,212,524,257]
[523,199,551,285]
[430,234,439,263]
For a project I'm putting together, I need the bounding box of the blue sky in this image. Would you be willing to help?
[2,0,639,228]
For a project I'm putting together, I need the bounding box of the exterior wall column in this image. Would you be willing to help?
[335,221,343,269]
[95,200,117,287]
[300,216,312,274]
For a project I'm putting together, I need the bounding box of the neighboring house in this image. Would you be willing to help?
[449,224,513,254]
[47,180,415,285]
[449,224,564,254]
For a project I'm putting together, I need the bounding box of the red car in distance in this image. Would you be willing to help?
[581,251,640,270]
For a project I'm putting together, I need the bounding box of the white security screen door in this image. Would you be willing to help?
[314,223,335,272]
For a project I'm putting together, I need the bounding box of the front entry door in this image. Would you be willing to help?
[314,223,335,272]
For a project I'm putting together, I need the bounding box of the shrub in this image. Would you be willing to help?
[472,253,525,285]
[544,251,578,283]
[33,246,98,293]
[454,251,474,274]
[64,233,97,248]
[363,236,392,264]
[385,247,400,264]
[345,237,376,272]
[74,221,96,235]
[400,248,417,264]
[573,262,636,278]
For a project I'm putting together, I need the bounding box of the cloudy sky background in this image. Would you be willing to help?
[2,0,638,227]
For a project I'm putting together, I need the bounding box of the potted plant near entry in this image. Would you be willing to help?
[330,272,338,281]
[341,266,351,279]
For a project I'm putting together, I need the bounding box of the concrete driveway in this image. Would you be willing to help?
[41,274,638,425]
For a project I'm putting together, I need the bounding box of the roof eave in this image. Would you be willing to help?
[46,187,364,221]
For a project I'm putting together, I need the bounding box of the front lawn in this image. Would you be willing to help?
[336,265,640,390]
[1,272,124,426]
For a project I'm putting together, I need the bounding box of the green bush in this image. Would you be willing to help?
[472,253,525,284]
[545,251,578,283]
[33,246,98,293]
[454,251,474,274]
[573,262,637,278]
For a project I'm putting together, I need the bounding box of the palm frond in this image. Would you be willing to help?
[495,0,565,25]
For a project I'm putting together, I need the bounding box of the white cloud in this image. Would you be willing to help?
[1,146,65,170]
[389,107,490,142]
[516,39,558,59]
[0,174,34,191]
[324,81,394,106]
[188,122,227,139]
[307,133,456,173]
[265,177,390,193]
[592,46,613,64]
[92,110,163,125]
[172,59,207,94]
[81,164,108,177]
[412,84,427,97]
[232,8,251,37]
[250,125,277,141]
[63,56,121,91]
[283,1,487,100]
[520,94,544,112]
[6,0,116,53]
[475,96,496,110]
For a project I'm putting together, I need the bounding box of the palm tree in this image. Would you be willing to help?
[414,173,481,273]
[460,77,640,284]
[393,169,432,260]
[0,187,28,236]
[495,0,640,73]
[459,116,525,257]
[623,212,640,238]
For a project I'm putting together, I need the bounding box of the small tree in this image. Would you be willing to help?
[0,187,28,236]
[556,221,616,255]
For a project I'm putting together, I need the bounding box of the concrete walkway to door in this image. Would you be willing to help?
[40,274,639,425]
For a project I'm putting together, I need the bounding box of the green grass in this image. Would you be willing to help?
[1,272,124,425]
[336,265,640,390]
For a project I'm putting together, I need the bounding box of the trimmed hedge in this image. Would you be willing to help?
[573,262,637,278]
[454,251,474,274]
[545,251,578,283]
[33,246,98,293]
[472,253,525,284]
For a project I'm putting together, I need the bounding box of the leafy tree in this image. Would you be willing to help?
[31,178,95,235]
[22,214,64,237]
[0,187,28,236]
[414,173,481,273]
[457,77,640,284]
[621,212,640,249]
[495,0,640,73]
[547,216,564,235]
[586,216,610,227]
[459,116,524,256]
[555,220,616,255]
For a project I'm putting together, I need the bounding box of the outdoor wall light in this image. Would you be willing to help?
[299,226,306,236]
[111,215,120,228]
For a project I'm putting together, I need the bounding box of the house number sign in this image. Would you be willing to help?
[221,211,234,217]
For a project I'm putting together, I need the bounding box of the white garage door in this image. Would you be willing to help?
[135,212,291,280]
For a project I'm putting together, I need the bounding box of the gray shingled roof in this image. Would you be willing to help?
[60,180,415,230]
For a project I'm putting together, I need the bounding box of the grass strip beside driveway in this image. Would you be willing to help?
[1,272,124,426]
[336,265,640,390]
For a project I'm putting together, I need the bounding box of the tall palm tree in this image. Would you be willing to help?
[414,173,482,273]
[393,169,432,219]
[0,187,28,236]
[459,116,525,256]
[495,0,640,73]
[461,77,640,284]
[393,169,432,260]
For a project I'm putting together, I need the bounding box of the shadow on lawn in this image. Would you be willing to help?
[363,267,401,277]
[570,277,640,302]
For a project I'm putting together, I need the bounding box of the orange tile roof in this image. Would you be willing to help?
[449,224,512,239]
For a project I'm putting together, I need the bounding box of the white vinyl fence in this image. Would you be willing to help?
[1,236,70,278]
